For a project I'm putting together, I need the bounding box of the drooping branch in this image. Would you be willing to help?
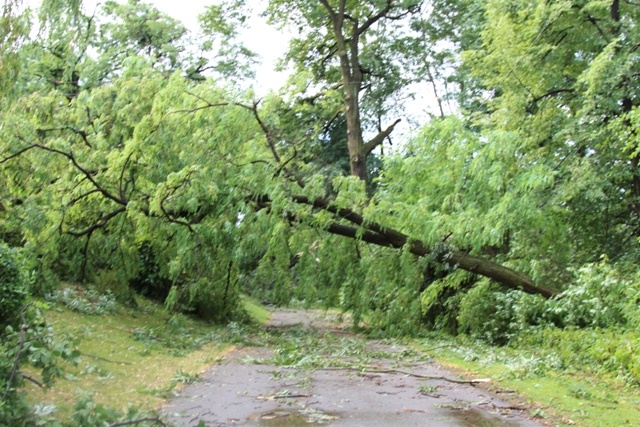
[183,92,284,166]
[255,195,557,298]
[14,140,126,205]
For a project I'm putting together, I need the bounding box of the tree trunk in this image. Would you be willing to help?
[327,222,556,298]
[320,0,402,183]
[253,194,558,298]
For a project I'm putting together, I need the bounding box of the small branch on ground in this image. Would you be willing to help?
[317,366,490,385]
[20,373,45,388]
[108,417,167,427]
[82,352,133,365]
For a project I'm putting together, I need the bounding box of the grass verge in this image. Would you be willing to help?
[24,296,234,420]
[415,334,640,427]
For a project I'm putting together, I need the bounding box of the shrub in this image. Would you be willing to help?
[547,262,630,328]
[457,281,547,345]
[93,269,137,307]
[128,242,173,302]
[165,276,245,323]
[0,243,26,328]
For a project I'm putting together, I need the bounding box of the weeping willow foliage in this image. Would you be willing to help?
[4,0,640,341]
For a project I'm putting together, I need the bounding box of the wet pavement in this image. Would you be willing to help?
[161,310,547,427]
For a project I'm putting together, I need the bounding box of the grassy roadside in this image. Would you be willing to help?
[414,335,640,427]
[23,291,640,427]
[24,295,248,421]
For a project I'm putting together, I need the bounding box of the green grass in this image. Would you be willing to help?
[25,296,235,419]
[415,335,640,427]
[242,295,271,324]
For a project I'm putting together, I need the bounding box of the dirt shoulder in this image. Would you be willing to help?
[161,309,547,427]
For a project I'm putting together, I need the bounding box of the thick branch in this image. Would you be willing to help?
[531,88,575,104]
[356,0,393,37]
[67,206,127,237]
[257,195,557,298]
[1,144,38,163]
[363,118,401,155]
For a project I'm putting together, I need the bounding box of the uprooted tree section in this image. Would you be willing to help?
[1,137,557,300]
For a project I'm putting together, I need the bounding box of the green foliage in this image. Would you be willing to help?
[129,242,173,302]
[547,261,636,328]
[3,0,640,352]
[0,0,29,97]
[0,0,266,323]
[517,327,640,384]
[462,0,640,264]
[419,331,640,425]
[0,243,26,327]
[457,281,546,345]
[433,260,640,346]
[420,270,471,333]
[0,339,33,427]
[1,304,80,427]
[69,393,162,427]
[46,286,118,315]
[92,269,137,307]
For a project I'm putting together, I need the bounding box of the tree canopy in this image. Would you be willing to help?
[1,0,640,335]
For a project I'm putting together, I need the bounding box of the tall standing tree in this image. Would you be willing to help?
[222,0,436,182]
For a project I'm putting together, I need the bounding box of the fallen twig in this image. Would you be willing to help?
[108,417,167,427]
[20,373,45,388]
[82,352,133,365]
[316,366,490,385]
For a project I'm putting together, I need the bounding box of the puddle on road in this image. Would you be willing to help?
[256,408,338,426]
[255,407,526,427]
[444,407,525,427]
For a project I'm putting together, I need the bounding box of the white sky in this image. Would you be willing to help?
[23,0,443,141]
[83,0,291,91]
[21,0,290,92]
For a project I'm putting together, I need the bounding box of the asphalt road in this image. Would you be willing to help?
[161,310,547,427]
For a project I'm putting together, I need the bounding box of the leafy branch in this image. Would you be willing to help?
[252,194,557,298]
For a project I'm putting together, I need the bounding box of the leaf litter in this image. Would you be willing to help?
[161,309,547,426]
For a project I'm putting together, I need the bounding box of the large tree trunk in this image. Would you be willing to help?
[322,0,367,180]
[320,0,402,183]
[254,195,558,298]
[327,221,556,298]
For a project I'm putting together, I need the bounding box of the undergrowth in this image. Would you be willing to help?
[417,329,640,427]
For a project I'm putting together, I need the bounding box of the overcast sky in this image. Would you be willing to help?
[23,0,440,140]
[23,0,290,91]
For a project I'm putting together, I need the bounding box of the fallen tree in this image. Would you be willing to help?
[253,194,558,299]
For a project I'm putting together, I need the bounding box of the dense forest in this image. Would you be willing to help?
[2,0,640,424]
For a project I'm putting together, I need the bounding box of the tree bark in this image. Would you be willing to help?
[319,0,402,183]
[255,195,558,298]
